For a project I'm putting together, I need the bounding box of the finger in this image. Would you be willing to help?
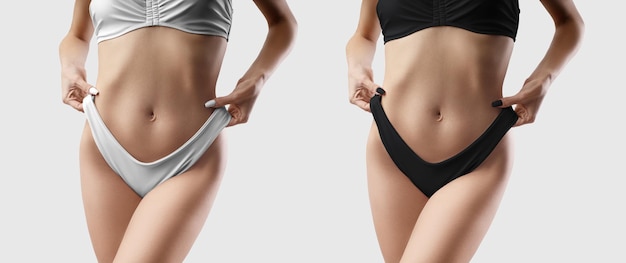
[76,78,94,93]
[352,99,371,112]
[492,94,520,108]
[225,107,246,127]
[67,99,84,112]
[513,114,530,127]
[361,78,380,94]
[512,105,534,127]
[512,108,526,127]
[63,88,86,111]
[89,87,99,95]
[500,95,518,108]
[350,87,375,111]
[207,94,236,108]
[375,87,386,95]
[491,99,504,108]
[225,108,238,127]
[226,117,238,127]
[204,100,216,108]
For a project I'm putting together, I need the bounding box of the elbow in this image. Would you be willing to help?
[264,15,298,55]
[555,15,585,45]
[568,14,585,39]
[285,12,298,32]
[558,13,585,37]
[573,18,585,44]
[285,15,298,39]
[268,13,298,38]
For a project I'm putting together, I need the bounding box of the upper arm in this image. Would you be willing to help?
[354,0,381,42]
[66,0,94,42]
[252,0,297,26]
[540,0,584,27]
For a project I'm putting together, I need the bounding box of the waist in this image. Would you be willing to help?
[93,27,227,117]
[381,27,513,114]
[370,92,515,163]
[93,70,220,122]
[376,78,510,163]
[95,27,227,92]
[88,84,220,163]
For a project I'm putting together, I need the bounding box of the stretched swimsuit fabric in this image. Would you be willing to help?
[83,94,231,197]
[369,90,518,197]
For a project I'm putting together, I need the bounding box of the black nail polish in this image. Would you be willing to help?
[376,87,386,95]
[491,100,503,107]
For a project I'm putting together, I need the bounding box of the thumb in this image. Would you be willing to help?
[205,94,234,108]
[76,79,96,94]
[361,78,380,94]
[491,94,519,108]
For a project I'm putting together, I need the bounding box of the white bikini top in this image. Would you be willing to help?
[90,0,233,43]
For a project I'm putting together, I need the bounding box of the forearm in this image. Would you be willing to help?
[59,35,90,72]
[528,17,585,84]
[346,35,377,72]
[241,18,297,84]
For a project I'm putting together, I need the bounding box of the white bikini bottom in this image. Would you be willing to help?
[82,94,230,197]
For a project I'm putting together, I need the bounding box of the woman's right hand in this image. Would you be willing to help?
[61,66,95,112]
[348,67,380,112]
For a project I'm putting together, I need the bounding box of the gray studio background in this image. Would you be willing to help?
[1,1,622,262]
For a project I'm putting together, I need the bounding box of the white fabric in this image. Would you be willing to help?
[90,0,233,43]
[83,94,230,197]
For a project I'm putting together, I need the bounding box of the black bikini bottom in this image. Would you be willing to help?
[369,89,518,197]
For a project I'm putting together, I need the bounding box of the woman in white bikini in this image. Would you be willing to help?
[59,0,296,261]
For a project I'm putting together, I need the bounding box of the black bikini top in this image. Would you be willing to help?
[377,0,520,43]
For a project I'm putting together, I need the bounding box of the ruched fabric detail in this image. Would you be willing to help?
[90,0,233,43]
[377,0,520,43]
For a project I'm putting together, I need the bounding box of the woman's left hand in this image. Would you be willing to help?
[206,77,264,127]
[493,77,551,127]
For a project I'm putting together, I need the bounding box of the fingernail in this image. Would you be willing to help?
[491,100,503,107]
[376,87,386,95]
[89,87,99,95]
[204,100,216,108]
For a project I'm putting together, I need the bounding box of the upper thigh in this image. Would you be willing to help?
[401,135,514,263]
[113,135,227,263]
[366,123,429,262]
[79,122,142,262]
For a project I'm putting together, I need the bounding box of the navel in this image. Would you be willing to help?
[148,111,157,122]
[436,111,443,122]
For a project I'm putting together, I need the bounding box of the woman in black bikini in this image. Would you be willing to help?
[345,0,584,262]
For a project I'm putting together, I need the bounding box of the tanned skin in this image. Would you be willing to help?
[346,1,584,262]
[59,1,297,262]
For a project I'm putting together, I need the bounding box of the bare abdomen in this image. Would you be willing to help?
[90,27,228,162]
[378,27,515,163]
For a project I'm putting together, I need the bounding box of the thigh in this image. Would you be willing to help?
[366,123,429,263]
[79,122,142,263]
[113,135,227,263]
[400,135,514,263]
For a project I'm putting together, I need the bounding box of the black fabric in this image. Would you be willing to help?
[369,92,518,197]
[377,0,520,43]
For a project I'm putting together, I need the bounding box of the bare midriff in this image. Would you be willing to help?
[379,26,515,163]
[92,27,227,163]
